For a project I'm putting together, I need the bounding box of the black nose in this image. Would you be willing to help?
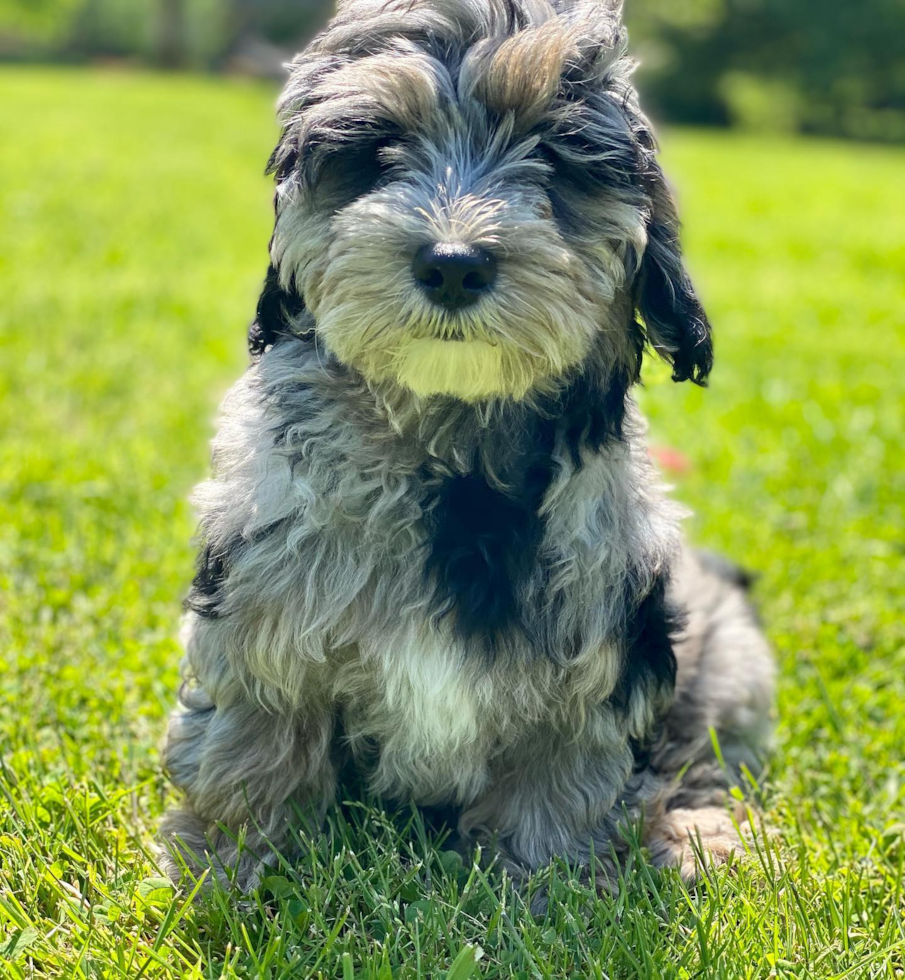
[412,243,497,310]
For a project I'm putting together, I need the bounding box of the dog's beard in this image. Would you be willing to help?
[316,297,598,401]
[368,336,533,401]
[393,338,519,400]
[306,239,604,403]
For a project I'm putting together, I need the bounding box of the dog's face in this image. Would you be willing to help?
[261,0,712,403]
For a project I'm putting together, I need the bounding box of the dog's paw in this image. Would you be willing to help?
[645,804,752,882]
[159,809,273,895]
[159,808,215,883]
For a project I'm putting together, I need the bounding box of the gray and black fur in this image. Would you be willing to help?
[162,0,774,901]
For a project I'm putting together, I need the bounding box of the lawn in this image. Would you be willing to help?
[1,67,904,979]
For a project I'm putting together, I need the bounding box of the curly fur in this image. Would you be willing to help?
[161,0,774,900]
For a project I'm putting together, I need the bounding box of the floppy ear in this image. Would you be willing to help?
[247,263,309,358]
[634,162,713,385]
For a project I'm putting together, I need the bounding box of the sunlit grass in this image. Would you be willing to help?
[1,68,904,978]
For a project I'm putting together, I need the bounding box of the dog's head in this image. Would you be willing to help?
[255,0,712,404]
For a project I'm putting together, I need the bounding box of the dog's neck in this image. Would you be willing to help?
[258,333,638,483]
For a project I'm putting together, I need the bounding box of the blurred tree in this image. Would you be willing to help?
[626,0,905,140]
[214,0,330,68]
[64,0,153,61]
[158,0,186,68]
[0,0,82,49]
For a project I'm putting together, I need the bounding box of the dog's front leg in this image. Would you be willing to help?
[160,620,336,891]
[458,709,661,907]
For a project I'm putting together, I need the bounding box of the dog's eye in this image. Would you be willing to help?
[536,144,602,194]
[536,133,637,195]
[533,144,615,232]
[318,137,397,206]
[532,145,589,227]
[533,144,598,194]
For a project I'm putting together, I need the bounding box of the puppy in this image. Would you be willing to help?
[161,0,775,901]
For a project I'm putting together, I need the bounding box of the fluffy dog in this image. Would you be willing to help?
[161,0,775,900]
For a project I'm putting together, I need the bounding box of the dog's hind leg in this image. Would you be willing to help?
[644,548,775,879]
[160,621,337,892]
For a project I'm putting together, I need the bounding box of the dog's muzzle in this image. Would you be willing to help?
[412,243,497,311]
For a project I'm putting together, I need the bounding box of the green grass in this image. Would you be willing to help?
[1,67,904,979]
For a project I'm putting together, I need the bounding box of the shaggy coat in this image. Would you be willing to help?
[161,0,774,898]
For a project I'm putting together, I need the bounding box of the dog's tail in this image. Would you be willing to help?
[693,548,757,592]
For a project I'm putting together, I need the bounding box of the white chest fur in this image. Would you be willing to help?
[336,627,498,804]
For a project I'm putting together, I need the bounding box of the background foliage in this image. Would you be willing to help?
[1,0,905,140]
[627,0,905,141]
